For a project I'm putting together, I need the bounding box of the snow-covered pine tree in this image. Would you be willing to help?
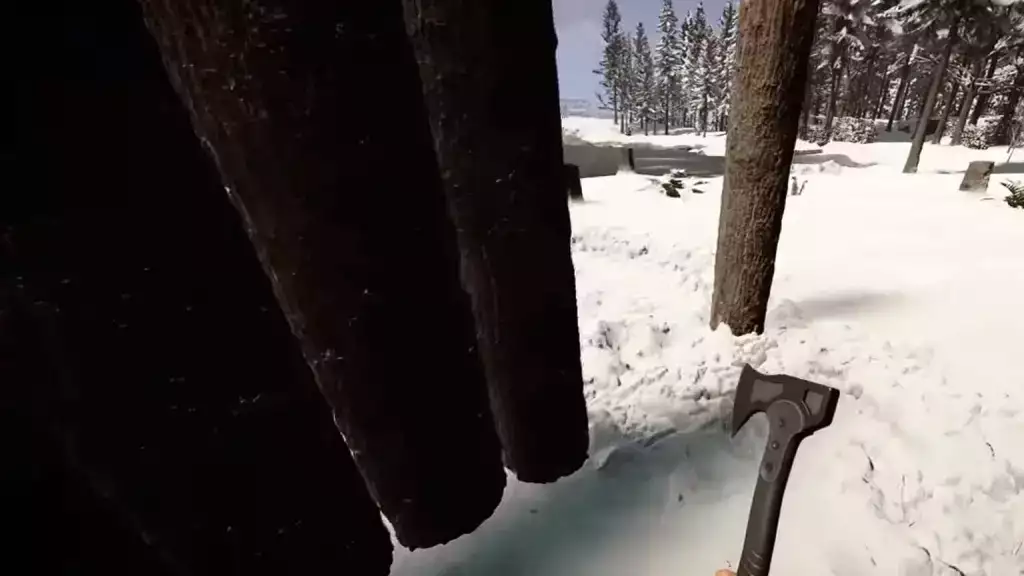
[619,35,634,133]
[819,0,873,133]
[678,13,692,126]
[633,23,657,135]
[699,33,723,135]
[655,0,682,134]
[716,0,738,131]
[595,0,627,126]
[686,1,711,131]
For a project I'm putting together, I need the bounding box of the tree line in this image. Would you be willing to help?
[595,0,737,136]
[595,0,1024,172]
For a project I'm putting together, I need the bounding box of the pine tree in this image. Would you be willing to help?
[595,0,627,125]
[633,23,657,135]
[655,0,683,134]
[679,13,693,126]
[820,0,873,133]
[700,33,723,135]
[620,36,635,133]
[686,1,711,129]
[716,0,739,130]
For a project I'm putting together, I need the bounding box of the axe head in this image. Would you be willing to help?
[731,364,840,438]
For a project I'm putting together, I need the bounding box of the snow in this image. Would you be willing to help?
[391,119,1024,575]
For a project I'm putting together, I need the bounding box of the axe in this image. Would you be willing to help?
[731,365,840,576]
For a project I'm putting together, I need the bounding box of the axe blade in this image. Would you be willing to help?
[731,364,840,576]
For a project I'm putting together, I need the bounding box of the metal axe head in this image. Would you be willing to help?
[731,364,840,438]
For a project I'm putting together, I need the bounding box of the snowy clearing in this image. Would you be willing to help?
[391,119,1024,576]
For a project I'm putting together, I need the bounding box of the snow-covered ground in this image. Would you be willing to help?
[391,119,1024,576]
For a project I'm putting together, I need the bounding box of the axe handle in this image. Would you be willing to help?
[736,436,803,576]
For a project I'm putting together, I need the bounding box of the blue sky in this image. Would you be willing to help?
[554,0,729,101]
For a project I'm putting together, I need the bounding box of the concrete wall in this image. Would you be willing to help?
[563,144,628,178]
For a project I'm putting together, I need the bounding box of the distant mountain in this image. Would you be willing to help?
[559,98,616,119]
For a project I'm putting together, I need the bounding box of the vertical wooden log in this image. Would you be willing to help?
[12,0,394,572]
[402,0,590,483]
[565,164,584,201]
[710,0,821,335]
[136,0,506,549]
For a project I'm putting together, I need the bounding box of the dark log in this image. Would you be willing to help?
[12,0,393,572]
[565,164,584,201]
[402,0,590,482]
[710,0,821,335]
[136,0,506,548]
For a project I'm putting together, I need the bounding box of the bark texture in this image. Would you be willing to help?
[904,22,958,174]
[710,0,821,336]
[952,57,984,145]
[14,0,393,572]
[137,0,506,548]
[402,0,590,483]
[873,71,891,120]
[887,46,917,132]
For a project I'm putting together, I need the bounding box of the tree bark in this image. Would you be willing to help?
[824,43,845,133]
[14,0,393,572]
[933,75,959,144]
[970,52,1000,125]
[856,49,878,118]
[873,68,891,120]
[664,94,671,135]
[952,57,984,145]
[904,22,959,173]
[137,0,507,549]
[402,0,589,483]
[888,45,917,131]
[711,0,821,336]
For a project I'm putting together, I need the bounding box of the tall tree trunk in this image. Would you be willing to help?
[933,76,959,144]
[138,0,507,549]
[993,63,1024,146]
[952,57,984,145]
[664,95,671,135]
[873,68,891,120]
[824,48,844,132]
[904,20,959,173]
[701,94,710,137]
[800,85,813,139]
[857,49,879,118]
[711,0,820,336]
[888,45,917,131]
[970,52,1000,125]
[402,0,589,483]
[15,0,394,572]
